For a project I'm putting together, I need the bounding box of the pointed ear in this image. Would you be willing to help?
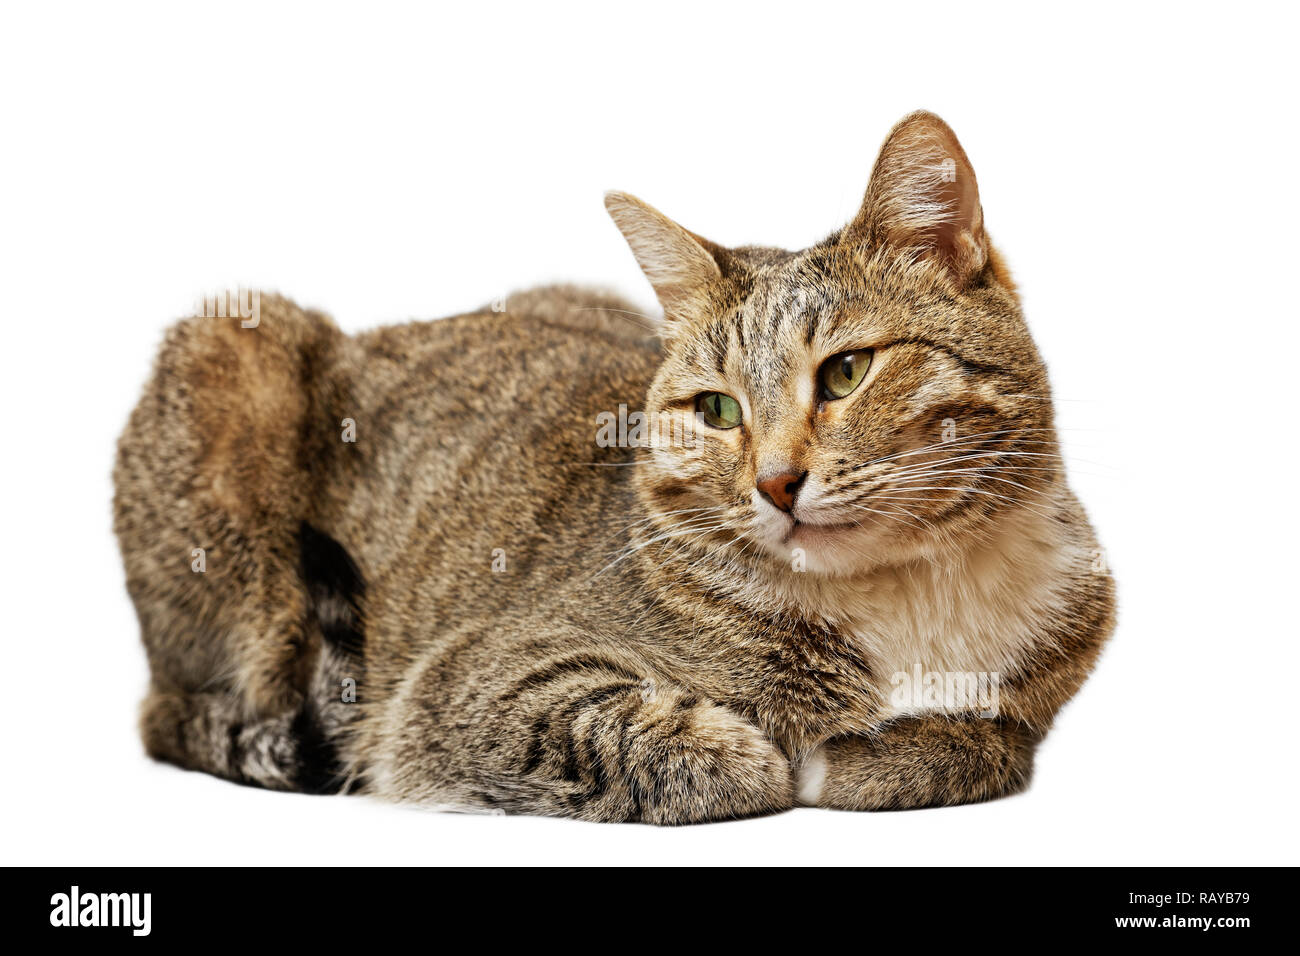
[604,191,725,327]
[843,111,988,287]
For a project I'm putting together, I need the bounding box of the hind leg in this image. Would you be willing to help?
[139,578,364,794]
[114,296,346,717]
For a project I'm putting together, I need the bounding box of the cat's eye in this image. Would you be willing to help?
[696,392,742,429]
[818,349,874,400]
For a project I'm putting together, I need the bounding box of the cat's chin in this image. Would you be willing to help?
[747,494,915,575]
[755,510,940,576]
[752,517,885,576]
[792,521,880,566]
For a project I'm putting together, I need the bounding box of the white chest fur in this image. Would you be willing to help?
[855,508,1081,718]
[758,504,1086,721]
[791,507,1086,806]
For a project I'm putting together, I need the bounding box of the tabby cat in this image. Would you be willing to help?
[114,111,1115,824]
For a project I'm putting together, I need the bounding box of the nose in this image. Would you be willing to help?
[756,470,807,513]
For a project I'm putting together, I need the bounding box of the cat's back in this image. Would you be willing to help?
[355,285,655,361]
[329,285,660,598]
[347,284,658,423]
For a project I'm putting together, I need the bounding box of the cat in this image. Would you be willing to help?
[113,111,1115,823]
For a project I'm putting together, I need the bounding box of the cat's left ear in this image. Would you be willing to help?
[843,111,988,287]
[605,191,727,332]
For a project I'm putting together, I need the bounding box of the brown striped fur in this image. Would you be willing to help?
[114,112,1114,822]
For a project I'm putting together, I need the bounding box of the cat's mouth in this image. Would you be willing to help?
[782,517,860,544]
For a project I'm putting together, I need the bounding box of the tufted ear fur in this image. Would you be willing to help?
[842,111,988,287]
[604,191,727,334]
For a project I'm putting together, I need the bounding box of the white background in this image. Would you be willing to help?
[2,1,1296,865]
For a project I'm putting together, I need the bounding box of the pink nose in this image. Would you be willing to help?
[756,470,806,513]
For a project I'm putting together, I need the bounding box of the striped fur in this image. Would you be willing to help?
[114,112,1114,823]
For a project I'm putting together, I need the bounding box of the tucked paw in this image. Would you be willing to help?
[813,719,1037,811]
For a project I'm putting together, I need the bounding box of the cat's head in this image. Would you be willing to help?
[607,111,1055,575]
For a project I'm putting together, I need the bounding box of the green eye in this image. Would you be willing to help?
[819,349,874,400]
[696,392,742,429]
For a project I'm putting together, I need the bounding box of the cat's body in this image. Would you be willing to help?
[115,113,1114,823]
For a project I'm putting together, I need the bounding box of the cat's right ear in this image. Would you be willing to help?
[604,191,725,333]
[841,111,989,288]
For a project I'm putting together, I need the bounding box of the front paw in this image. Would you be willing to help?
[627,696,794,825]
[807,718,1037,811]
